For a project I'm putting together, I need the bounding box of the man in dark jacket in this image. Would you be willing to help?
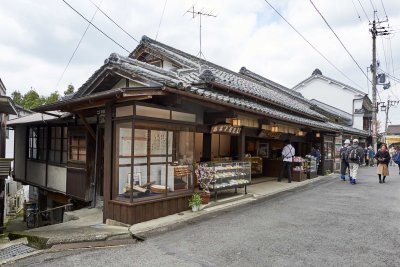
[345,139,365,184]
[339,139,351,181]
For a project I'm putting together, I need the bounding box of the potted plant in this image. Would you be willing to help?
[195,164,216,204]
[188,193,202,212]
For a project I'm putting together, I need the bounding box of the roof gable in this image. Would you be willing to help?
[292,73,367,96]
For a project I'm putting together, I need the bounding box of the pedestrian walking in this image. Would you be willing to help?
[339,139,351,181]
[364,147,368,166]
[374,144,391,183]
[392,145,400,175]
[389,145,395,166]
[368,146,375,167]
[310,144,321,173]
[345,139,364,184]
[278,139,295,183]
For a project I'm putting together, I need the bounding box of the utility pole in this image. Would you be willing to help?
[371,18,377,152]
[383,99,400,143]
[370,12,389,152]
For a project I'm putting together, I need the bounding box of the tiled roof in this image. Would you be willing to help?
[73,53,366,136]
[46,36,367,137]
[309,99,352,122]
[129,36,326,121]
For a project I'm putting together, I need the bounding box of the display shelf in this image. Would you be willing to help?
[292,157,307,182]
[202,161,251,200]
[305,155,317,179]
[244,157,263,175]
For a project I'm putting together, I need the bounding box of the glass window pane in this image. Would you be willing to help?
[118,166,131,195]
[56,127,62,138]
[56,139,61,150]
[150,156,167,163]
[134,129,148,156]
[134,157,147,165]
[151,130,168,155]
[79,155,86,162]
[79,137,86,147]
[55,151,61,162]
[117,125,132,157]
[133,165,148,186]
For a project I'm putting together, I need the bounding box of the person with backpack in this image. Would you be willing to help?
[374,144,391,183]
[339,139,351,181]
[345,139,365,184]
[368,146,375,167]
[278,139,295,183]
[392,145,400,175]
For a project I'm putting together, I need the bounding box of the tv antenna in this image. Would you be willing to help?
[186,6,216,64]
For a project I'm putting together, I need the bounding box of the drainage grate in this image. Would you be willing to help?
[0,243,36,261]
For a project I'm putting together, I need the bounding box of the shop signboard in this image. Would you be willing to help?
[211,124,241,135]
[258,129,282,139]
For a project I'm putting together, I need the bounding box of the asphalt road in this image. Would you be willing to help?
[8,165,400,267]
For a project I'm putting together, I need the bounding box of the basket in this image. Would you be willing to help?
[150,184,168,194]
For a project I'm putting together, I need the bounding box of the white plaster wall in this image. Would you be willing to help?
[163,60,175,70]
[353,114,364,130]
[295,78,355,114]
[47,165,67,193]
[26,161,46,187]
[14,126,26,180]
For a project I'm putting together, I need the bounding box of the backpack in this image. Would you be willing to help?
[349,147,359,161]
[393,152,400,165]
[340,147,347,160]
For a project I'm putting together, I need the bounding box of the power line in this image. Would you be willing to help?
[357,0,371,22]
[351,0,362,22]
[309,0,372,85]
[55,0,103,91]
[88,0,139,43]
[380,0,388,20]
[61,0,130,53]
[262,0,365,91]
[155,0,168,40]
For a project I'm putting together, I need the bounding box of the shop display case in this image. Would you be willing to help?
[305,155,318,179]
[292,157,307,182]
[244,157,263,176]
[202,161,251,200]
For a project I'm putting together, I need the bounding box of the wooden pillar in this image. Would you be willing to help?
[238,128,245,161]
[0,114,5,234]
[202,133,211,162]
[103,103,113,223]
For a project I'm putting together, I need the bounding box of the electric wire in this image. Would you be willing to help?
[55,0,103,91]
[351,0,362,22]
[88,0,139,43]
[155,0,168,40]
[309,0,371,84]
[262,0,365,91]
[357,0,371,22]
[61,0,130,53]
[380,0,388,20]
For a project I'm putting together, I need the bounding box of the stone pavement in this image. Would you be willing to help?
[2,173,334,264]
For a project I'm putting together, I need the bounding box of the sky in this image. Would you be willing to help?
[1,0,400,127]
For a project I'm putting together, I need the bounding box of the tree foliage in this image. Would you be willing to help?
[64,84,75,96]
[10,84,72,110]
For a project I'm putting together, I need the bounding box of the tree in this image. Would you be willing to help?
[22,89,41,110]
[11,90,23,106]
[64,84,75,96]
[47,91,61,104]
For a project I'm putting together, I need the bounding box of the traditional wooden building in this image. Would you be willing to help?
[9,36,368,225]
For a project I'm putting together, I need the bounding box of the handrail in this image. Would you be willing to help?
[29,203,73,217]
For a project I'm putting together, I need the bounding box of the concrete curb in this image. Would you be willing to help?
[129,174,335,239]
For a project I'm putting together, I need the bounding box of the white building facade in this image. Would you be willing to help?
[292,69,373,133]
